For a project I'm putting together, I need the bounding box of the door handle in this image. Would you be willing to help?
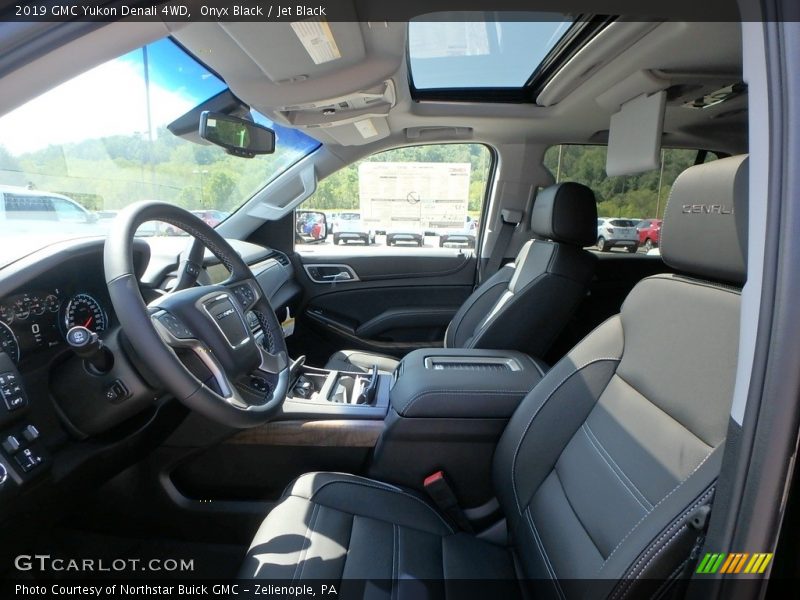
[304,264,360,283]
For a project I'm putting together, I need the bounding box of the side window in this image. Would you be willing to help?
[295,143,492,255]
[544,145,716,253]
[51,197,88,222]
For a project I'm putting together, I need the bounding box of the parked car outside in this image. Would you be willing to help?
[596,217,640,252]
[191,209,228,227]
[439,215,478,248]
[332,211,375,245]
[636,218,663,251]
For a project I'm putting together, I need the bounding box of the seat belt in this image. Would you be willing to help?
[480,208,523,284]
[423,471,473,533]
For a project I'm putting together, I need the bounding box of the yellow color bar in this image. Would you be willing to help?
[744,553,773,574]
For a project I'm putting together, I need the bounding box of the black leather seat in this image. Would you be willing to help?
[326,182,598,373]
[243,156,748,595]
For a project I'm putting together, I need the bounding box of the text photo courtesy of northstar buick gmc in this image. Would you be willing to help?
[0,2,798,599]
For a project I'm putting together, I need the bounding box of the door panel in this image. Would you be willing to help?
[290,252,476,366]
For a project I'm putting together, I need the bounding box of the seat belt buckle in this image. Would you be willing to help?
[423,471,473,532]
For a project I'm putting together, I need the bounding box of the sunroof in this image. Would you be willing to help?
[408,16,575,91]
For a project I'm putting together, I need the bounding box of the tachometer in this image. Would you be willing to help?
[0,321,19,363]
[64,294,107,333]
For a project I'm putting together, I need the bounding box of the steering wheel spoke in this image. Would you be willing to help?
[150,310,234,399]
[257,345,289,376]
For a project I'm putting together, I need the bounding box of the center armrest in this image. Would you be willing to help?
[389,348,546,419]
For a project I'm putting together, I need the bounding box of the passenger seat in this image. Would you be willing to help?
[326,182,598,373]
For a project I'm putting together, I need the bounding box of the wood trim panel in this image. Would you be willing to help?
[226,419,385,448]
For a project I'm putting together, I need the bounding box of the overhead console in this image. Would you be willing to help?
[369,348,545,509]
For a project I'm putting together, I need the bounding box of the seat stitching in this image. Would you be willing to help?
[601,450,716,568]
[293,502,319,582]
[582,424,652,511]
[525,507,566,600]
[646,273,742,296]
[611,486,715,598]
[307,479,455,534]
[511,357,622,512]
[551,465,605,558]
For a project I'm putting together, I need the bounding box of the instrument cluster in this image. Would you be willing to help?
[0,289,108,364]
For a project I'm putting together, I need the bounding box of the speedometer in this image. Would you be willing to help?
[0,321,20,363]
[64,294,107,333]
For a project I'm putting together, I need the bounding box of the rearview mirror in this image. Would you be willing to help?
[199,112,275,158]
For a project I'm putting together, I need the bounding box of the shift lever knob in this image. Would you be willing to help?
[66,326,111,373]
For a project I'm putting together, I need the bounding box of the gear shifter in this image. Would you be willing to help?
[292,375,315,399]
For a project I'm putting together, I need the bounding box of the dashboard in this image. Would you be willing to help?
[0,235,300,529]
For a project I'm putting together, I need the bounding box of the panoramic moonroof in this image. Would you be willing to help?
[408,16,575,91]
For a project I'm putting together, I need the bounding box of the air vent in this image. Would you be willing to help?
[269,251,291,267]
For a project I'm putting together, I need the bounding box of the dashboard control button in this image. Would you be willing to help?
[14,447,43,472]
[157,313,194,339]
[2,435,20,454]
[3,394,26,411]
[0,371,28,411]
[105,379,130,403]
[22,425,39,442]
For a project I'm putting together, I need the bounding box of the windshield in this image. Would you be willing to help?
[0,37,320,267]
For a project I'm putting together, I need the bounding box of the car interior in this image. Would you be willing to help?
[0,2,798,597]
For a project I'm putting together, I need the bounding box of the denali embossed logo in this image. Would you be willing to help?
[682,204,735,214]
[216,308,235,320]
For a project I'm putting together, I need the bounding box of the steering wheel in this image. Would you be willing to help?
[104,201,289,428]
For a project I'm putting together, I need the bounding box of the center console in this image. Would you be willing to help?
[280,361,391,420]
[368,348,546,509]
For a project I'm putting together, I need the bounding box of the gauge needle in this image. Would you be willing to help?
[84,316,94,328]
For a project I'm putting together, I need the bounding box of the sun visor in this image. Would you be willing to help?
[606,91,666,176]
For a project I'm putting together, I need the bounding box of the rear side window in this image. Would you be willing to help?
[544,145,717,253]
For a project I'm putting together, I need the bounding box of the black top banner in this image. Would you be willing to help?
[0,0,769,23]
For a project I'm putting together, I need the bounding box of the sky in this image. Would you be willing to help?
[0,40,220,155]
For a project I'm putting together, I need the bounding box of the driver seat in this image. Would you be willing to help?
[241,156,748,595]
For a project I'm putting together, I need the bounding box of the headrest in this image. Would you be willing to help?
[661,155,748,286]
[531,182,598,247]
